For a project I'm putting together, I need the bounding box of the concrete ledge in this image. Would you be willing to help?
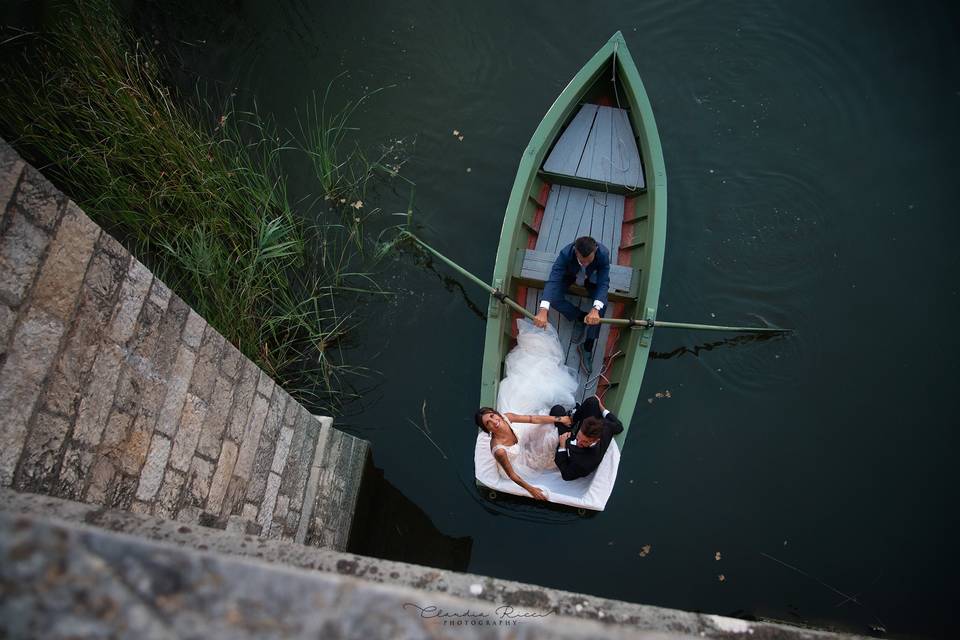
[1,506,671,639]
[0,489,868,639]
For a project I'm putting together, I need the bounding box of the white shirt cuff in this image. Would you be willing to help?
[593,300,604,310]
[602,409,610,418]
[557,447,566,452]
[539,300,551,310]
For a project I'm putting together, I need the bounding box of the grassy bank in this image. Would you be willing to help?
[0,1,407,410]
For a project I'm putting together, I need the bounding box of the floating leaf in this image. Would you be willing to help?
[638,544,652,557]
[715,551,721,561]
[453,129,460,136]
[718,574,726,582]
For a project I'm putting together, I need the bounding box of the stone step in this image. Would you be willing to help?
[0,135,367,551]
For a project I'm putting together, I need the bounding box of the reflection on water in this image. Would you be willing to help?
[349,461,473,570]
[650,330,786,360]
[471,484,589,525]
[407,241,488,321]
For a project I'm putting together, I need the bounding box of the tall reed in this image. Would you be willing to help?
[0,0,405,411]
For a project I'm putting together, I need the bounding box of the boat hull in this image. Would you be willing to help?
[480,32,667,453]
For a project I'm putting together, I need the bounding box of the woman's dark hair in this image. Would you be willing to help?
[574,236,598,257]
[474,407,500,433]
[580,416,604,439]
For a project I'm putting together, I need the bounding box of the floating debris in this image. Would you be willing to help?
[718,574,726,582]
[638,544,652,558]
[715,551,721,561]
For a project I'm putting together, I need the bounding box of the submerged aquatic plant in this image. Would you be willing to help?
[299,82,415,256]
[0,0,409,411]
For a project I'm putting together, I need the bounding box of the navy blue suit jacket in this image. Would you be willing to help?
[543,242,611,307]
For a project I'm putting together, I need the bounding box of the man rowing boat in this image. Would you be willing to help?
[532,235,611,372]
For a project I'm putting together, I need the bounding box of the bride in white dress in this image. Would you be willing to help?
[473,319,580,500]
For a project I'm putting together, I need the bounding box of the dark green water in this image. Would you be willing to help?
[15,0,960,636]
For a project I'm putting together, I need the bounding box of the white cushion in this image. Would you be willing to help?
[474,421,620,511]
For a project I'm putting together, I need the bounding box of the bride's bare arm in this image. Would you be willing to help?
[493,449,547,500]
[504,412,571,426]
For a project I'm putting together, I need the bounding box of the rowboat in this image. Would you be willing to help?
[475,31,667,510]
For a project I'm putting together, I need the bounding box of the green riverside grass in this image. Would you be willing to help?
[0,1,406,411]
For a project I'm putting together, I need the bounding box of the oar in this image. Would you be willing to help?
[598,318,786,333]
[402,230,538,321]
[402,231,789,334]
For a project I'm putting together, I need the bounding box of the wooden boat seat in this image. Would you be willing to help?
[542,103,645,191]
[518,249,635,301]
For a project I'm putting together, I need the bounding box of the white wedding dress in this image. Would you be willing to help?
[474,318,623,511]
[494,319,578,473]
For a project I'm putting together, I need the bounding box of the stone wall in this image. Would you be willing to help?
[0,136,367,550]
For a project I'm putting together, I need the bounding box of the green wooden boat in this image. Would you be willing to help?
[479,31,667,458]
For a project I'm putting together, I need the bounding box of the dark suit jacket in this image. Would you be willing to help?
[542,242,611,307]
[553,411,623,481]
